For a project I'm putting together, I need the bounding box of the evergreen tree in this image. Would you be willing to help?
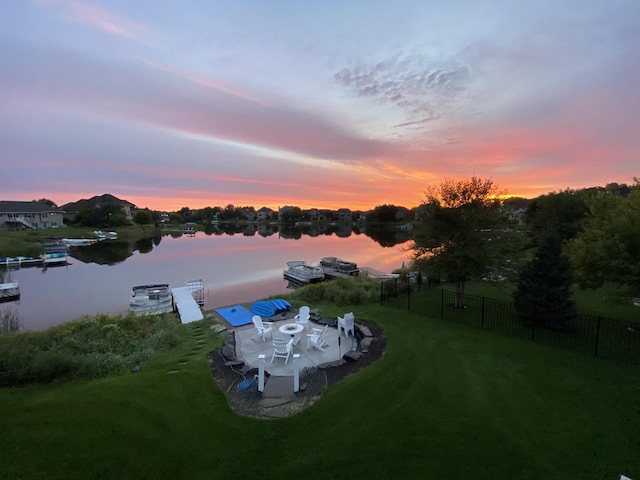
[513,231,576,330]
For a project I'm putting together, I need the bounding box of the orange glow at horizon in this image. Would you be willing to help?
[20,178,566,214]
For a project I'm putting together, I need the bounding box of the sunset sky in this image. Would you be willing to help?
[2,1,638,212]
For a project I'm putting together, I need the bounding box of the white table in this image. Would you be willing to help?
[279,323,304,345]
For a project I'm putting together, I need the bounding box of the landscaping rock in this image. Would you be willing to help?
[221,345,236,360]
[360,337,375,352]
[343,350,363,362]
[317,359,346,369]
[357,324,372,337]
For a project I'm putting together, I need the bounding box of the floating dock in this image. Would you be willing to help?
[1,253,69,267]
[171,279,205,324]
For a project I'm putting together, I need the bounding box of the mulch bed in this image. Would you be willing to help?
[207,319,385,418]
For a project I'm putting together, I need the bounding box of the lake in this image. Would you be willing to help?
[1,230,411,331]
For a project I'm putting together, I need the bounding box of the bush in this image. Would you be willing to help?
[0,312,183,386]
[288,277,380,305]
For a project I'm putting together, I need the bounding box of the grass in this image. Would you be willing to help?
[0,225,166,257]
[1,303,639,479]
[437,280,640,322]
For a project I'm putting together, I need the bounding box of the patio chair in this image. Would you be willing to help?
[294,305,310,330]
[306,325,330,352]
[251,315,274,342]
[271,338,294,364]
[337,312,355,338]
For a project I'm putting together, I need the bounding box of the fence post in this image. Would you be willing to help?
[407,282,411,311]
[440,289,444,317]
[594,316,602,357]
[481,296,485,328]
[380,281,383,305]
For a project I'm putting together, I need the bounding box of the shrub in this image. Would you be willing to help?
[0,311,184,386]
[288,277,380,305]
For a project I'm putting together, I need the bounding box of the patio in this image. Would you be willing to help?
[231,311,357,377]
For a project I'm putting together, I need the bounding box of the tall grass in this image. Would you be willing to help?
[286,276,380,305]
[0,307,22,335]
[0,312,184,386]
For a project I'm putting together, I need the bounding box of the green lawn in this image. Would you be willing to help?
[437,280,640,322]
[1,305,639,480]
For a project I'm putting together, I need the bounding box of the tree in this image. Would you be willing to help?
[366,205,398,223]
[410,177,511,307]
[133,209,152,225]
[219,204,242,221]
[524,189,589,245]
[34,198,57,208]
[279,206,303,223]
[567,180,640,297]
[75,203,126,227]
[169,212,184,224]
[513,230,577,330]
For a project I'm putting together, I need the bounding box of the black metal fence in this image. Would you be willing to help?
[380,280,640,365]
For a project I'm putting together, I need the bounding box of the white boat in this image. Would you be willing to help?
[61,238,97,246]
[129,284,174,315]
[93,231,118,240]
[283,261,325,284]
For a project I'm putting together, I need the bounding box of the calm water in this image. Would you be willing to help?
[1,231,410,331]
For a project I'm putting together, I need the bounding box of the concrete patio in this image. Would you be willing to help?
[231,313,357,377]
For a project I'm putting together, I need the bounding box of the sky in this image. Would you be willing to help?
[1,0,639,212]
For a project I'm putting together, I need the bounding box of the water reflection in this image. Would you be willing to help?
[1,230,412,331]
[65,225,412,267]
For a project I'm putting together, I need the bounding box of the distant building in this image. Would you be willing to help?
[335,208,352,222]
[257,207,276,221]
[241,207,257,221]
[60,193,136,222]
[0,201,65,230]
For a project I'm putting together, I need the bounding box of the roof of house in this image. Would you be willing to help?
[0,201,64,214]
[60,194,136,213]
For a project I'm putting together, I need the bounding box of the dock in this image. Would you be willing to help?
[171,279,205,324]
[1,253,69,268]
[0,281,20,302]
[359,267,400,280]
[321,267,354,280]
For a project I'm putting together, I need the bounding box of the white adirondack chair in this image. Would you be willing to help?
[295,305,310,330]
[306,325,330,352]
[251,315,273,342]
[271,338,294,363]
[337,312,355,338]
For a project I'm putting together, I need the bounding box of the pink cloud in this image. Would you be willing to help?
[34,0,147,40]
